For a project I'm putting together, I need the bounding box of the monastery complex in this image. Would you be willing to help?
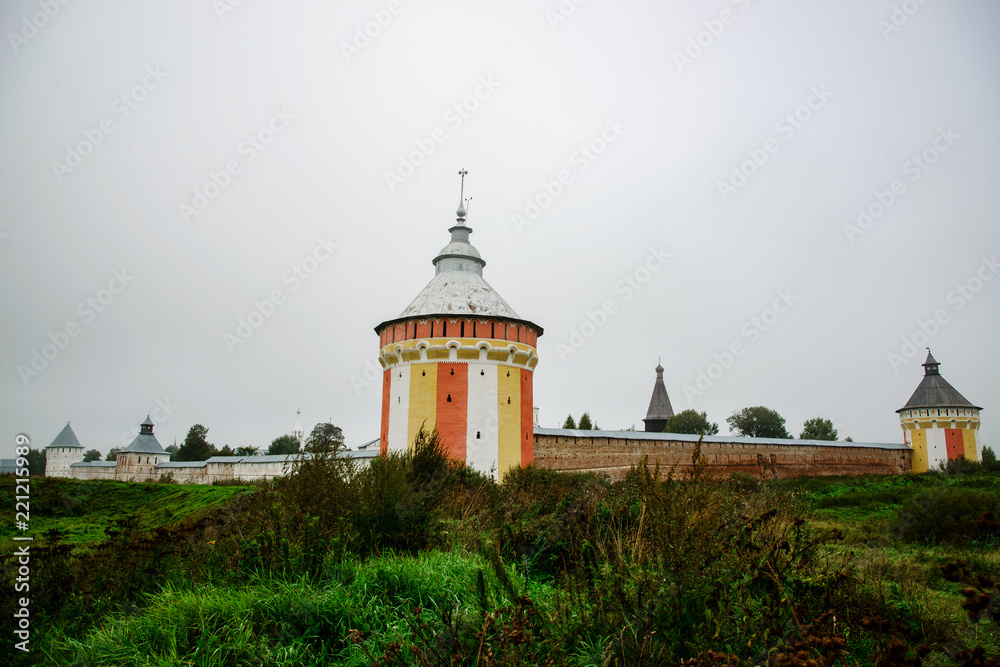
[45,174,984,483]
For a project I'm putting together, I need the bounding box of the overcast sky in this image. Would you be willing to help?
[2,1,998,459]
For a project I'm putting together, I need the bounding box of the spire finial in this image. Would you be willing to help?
[456,169,469,221]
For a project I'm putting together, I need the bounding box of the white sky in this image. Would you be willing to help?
[2,0,998,458]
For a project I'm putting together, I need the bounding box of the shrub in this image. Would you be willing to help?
[891,487,1000,545]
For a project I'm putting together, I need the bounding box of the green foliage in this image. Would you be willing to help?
[105,447,120,461]
[562,414,576,429]
[216,444,236,456]
[235,445,259,456]
[268,433,300,455]
[165,444,179,454]
[175,424,214,461]
[7,463,1000,665]
[983,446,999,472]
[727,405,791,438]
[304,422,345,453]
[892,487,1000,545]
[24,447,45,475]
[662,409,719,435]
[577,412,593,430]
[800,416,838,441]
[82,448,102,462]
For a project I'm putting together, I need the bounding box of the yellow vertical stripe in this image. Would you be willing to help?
[962,429,978,461]
[497,366,521,480]
[408,363,437,451]
[910,429,928,474]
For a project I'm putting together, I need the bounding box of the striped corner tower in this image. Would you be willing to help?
[897,349,982,473]
[374,171,542,480]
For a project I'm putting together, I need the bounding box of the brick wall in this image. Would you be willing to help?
[534,430,911,481]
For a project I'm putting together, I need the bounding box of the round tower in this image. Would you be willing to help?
[44,421,85,477]
[375,172,542,479]
[897,349,982,473]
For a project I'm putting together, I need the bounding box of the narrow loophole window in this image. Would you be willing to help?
[480,370,485,376]
[507,397,511,404]
[450,368,454,375]
[476,431,481,439]
[447,394,452,402]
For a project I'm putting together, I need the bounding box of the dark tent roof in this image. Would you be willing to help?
[46,422,84,449]
[122,417,166,454]
[897,350,981,412]
[644,363,675,421]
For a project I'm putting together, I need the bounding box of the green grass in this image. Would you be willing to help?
[8,461,1000,666]
[43,550,554,666]
[0,475,250,551]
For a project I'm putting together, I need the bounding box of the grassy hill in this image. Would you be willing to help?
[0,476,250,551]
[3,450,998,666]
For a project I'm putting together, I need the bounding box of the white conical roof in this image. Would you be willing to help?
[398,270,521,319]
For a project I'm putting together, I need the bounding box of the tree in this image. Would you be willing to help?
[25,449,45,476]
[562,414,577,429]
[800,417,838,441]
[105,448,120,461]
[304,423,345,454]
[216,445,236,457]
[982,446,998,472]
[175,424,214,462]
[268,434,300,456]
[726,406,791,439]
[165,444,179,454]
[235,445,260,456]
[83,449,102,462]
[662,410,719,436]
[578,413,594,430]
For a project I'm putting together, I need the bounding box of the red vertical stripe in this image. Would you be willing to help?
[436,363,468,461]
[945,429,964,460]
[380,368,391,455]
[520,369,533,466]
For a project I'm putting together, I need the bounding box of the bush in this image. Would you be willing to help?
[891,487,1000,545]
